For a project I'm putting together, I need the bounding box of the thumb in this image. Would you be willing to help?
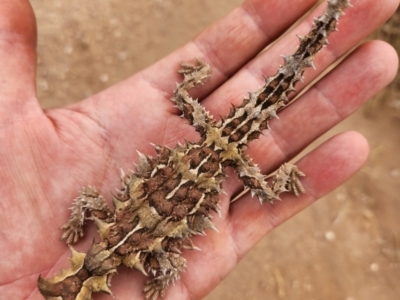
[0,0,41,121]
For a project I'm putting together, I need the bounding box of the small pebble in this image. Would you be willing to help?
[64,45,74,55]
[100,74,109,82]
[370,263,379,272]
[325,231,336,241]
[38,79,49,91]
[336,192,346,201]
[117,51,127,61]
[390,168,399,178]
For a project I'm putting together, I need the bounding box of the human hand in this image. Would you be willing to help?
[0,0,398,299]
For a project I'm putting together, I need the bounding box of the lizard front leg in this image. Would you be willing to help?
[172,59,216,133]
[61,186,114,244]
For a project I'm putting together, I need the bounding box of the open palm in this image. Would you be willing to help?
[1,0,398,299]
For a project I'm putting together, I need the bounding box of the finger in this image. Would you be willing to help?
[0,0,40,120]
[220,40,397,199]
[229,131,369,258]
[174,131,369,299]
[202,0,399,116]
[139,0,319,96]
[261,41,398,161]
[70,0,318,126]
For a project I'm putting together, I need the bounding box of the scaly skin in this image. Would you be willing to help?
[38,0,351,299]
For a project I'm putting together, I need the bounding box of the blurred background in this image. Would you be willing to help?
[30,0,400,299]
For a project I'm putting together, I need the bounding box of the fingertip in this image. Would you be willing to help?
[0,0,37,46]
[331,130,369,173]
[0,0,39,119]
[300,130,369,199]
[345,130,370,162]
[361,40,399,87]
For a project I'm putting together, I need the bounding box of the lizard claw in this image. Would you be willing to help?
[61,222,84,245]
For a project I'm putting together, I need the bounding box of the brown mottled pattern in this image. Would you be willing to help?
[37,1,351,300]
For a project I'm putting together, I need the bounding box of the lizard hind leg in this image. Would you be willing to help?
[271,163,305,198]
[61,186,114,244]
[234,156,305,203]
[143,252,186,300]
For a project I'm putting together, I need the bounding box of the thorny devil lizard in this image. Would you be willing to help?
[38,0,351,299]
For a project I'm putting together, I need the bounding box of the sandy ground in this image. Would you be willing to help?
[30,0,400,299]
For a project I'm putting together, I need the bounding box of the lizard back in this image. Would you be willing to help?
[38,1,351,299]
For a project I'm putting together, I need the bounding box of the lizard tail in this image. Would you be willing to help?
[38,247,114,300]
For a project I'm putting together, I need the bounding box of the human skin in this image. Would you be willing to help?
[0,0,398,299]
